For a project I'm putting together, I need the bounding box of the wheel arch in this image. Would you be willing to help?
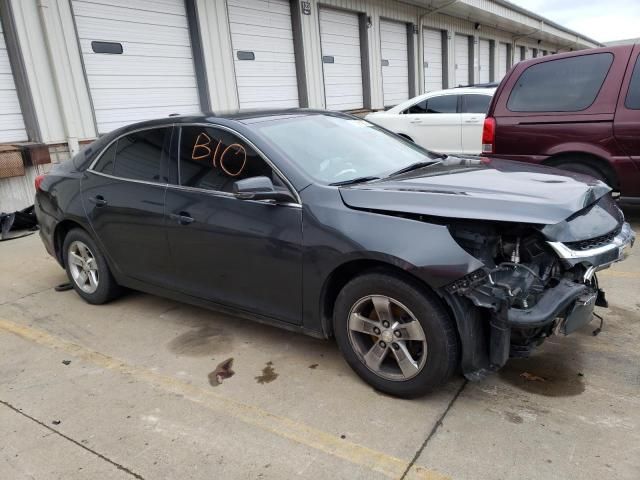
[543,152,619,190]
[320,259,450,338]
[53,219,90,266]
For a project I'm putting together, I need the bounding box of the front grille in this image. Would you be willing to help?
[564,226,621,251]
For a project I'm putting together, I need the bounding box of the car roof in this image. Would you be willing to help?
[383,87,496,113]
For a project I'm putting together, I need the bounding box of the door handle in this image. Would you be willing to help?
[89,195,107,207]
[409,120,423,124]
[464,118,480,123]
[169,212,194,225]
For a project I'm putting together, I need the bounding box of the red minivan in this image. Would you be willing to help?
[483,44,640,202]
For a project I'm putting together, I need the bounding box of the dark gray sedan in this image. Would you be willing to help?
[34,110,634,398]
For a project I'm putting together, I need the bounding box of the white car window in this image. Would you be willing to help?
[403,95,458,114]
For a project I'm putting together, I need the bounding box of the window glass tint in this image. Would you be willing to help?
[404,101,427,114]
[462,94,491,113]
[93,142,116,174]
[425,95,457,113]
[113,128,170,182]
[625,55,640,109]
[179,126,276,193]
[507,53,613,112]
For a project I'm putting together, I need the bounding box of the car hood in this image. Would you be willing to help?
[339,158,612,225]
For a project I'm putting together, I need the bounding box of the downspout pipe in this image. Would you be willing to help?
[36,0,81,156]
[417,0,459,94]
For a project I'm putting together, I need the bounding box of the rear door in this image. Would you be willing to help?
[614,46,640,196]
[163,125,303,324]
[460,94,492,154]
[81,127,172,285]
[402,94,461,154]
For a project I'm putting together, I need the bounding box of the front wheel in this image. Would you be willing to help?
[333,272,459,398]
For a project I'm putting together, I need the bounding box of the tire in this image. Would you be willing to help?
[554,161,608,185]
[62,228,122,304]
[333,271,459,398]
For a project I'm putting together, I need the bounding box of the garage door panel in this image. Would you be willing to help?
[75,17,190,47]
[454,34,469,86]
[423,28,443,92]
[74,0,186,16]
[72,1,186,28]
[479,39,490,83]
[90,88,199,110]
[0,94,22,113]
[324,83,365,96]
[229,0,298,109]
[79,39,192,59]
[497,43,508,79]
[83,56,196,76]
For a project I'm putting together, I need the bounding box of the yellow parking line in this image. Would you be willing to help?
[598,270,640,279]
[0,318,449,480]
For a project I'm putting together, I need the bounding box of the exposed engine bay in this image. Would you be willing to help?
[445,215,634,378]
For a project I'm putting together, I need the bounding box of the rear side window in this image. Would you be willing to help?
[462,94,491,114]
[625,55,640,109]
[112,128,171,182]
[507,53,614,112]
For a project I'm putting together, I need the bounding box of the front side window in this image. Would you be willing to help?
[255,114,440,184]
[462,94,491,114]
[507,53,613,112]
[178,126,279,193]
[112,128,171,182]
[404,101,427,114]
[625,55,640,109]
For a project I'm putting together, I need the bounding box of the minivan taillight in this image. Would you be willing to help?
[482,117,495,154]
[34,174,45,192]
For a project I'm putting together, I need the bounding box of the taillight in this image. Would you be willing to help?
[482,117,495,154]
[34,174,45,192]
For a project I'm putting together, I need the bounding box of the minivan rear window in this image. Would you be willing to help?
[625,55,640,109]
[507,53,613,112]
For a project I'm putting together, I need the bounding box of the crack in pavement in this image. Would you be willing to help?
[0,399,145,480]
[0,286,57,308]
[400,380,468,479]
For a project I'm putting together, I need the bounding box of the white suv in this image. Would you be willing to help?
[365,86,496,155]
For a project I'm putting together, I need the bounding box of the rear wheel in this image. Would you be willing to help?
[554,161,608,185]
[333,272,459,398]
[63,228,122,304]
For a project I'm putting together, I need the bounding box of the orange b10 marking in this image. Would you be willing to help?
[191,132,247,177]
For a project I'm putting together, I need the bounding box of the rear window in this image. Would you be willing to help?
[625,55,640,109]
[507,53,613,112]
[113,128,171,182]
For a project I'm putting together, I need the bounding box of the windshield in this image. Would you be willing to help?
[254,114,440,184]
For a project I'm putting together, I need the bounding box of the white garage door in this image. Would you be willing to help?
[380,19,408,107]
[525,47,533,60]
[72,0,200,134]
[423,28,443,92]
[0,21,26,143]
[319,8,363,110]
[478,39,490,83]
[497,42,508,79]
[228,0,298,109]
[454,34,470,87]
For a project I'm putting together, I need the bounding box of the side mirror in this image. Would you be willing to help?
[233,176,295,203]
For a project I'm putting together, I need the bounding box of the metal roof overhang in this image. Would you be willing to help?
[400,0,602,50]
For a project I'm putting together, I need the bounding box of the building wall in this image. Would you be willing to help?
[0,0,597,211]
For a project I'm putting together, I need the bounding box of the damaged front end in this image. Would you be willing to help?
[444,196,635,380]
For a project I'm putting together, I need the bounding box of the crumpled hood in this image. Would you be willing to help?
[339,158,612,225]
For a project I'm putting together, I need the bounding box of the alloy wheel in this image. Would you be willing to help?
[347,295,428,381]
[67,240,99,294]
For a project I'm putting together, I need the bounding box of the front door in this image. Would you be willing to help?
[81,127,173,285]
[404,94,461,154]
[164,125,303,324]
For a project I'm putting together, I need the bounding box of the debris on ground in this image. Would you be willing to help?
[208,358,234,386]
[520,372,546,382]
[62,360,71,366]
[308,364,319,369]
[51,420,61,425]
[55,283,73,292]
[0,205,38,241]
[255,361,278,384]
